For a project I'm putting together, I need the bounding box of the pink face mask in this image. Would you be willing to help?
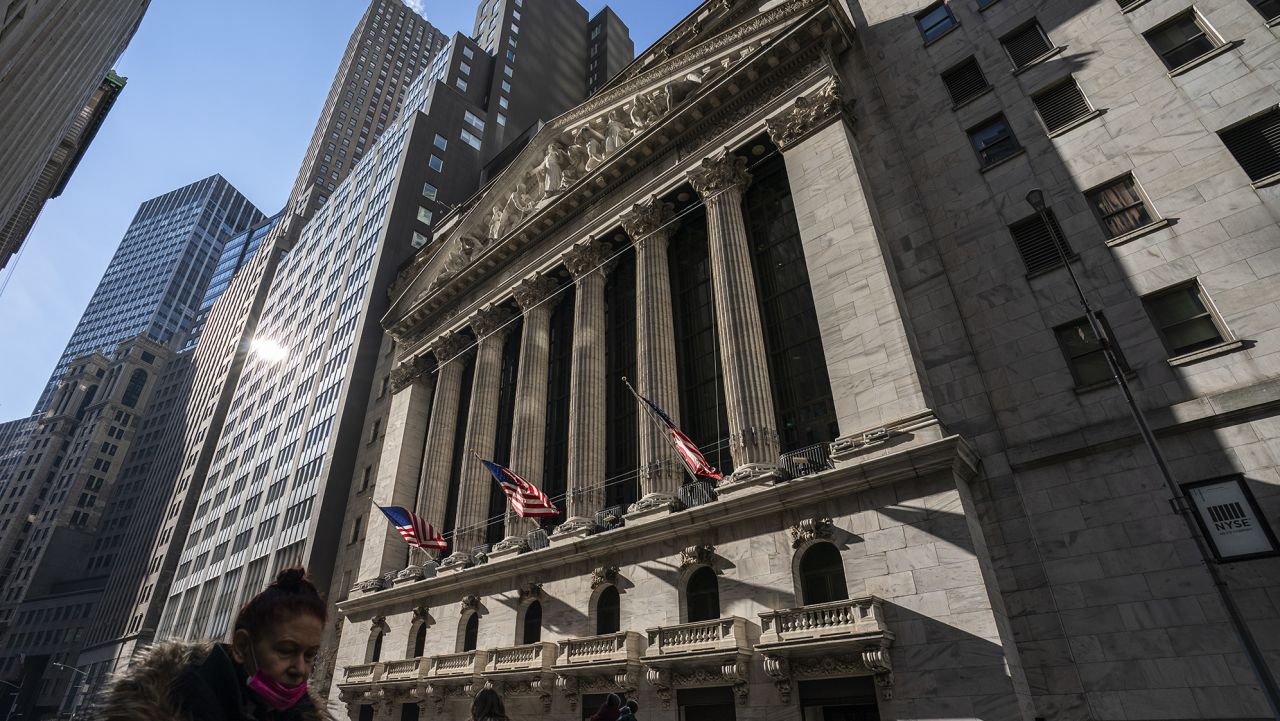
[245,642,309,711]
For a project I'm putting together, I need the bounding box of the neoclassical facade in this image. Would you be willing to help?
[328,0,1280,719]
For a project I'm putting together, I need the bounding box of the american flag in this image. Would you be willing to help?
[376,504,447,550]
[637,393,723,481]
[481,460,561,518]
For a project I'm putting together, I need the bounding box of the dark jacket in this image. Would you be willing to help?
[91,640,333,721]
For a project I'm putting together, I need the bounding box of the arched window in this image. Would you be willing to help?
[686,567,720,622]
[596,586,620,635]
[75,385,98,420]
[462,614,479,652]
[799,543,848,605]
[412,622,427,657]
[522,601,542,645]
[122,369,148,408]
[367,628,384,662]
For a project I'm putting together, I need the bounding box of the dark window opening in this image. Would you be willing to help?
[443,352,476,555]
[542,287,576,524]
[742,151,837,452]
[596,585,620,634]
[412,623,427,657]
[122,369,148,408]
[1142,281,1227,357]
[1144,11,1219,70]
[604,247,638,509]
[488,317,523,544]
[686,566,721,623]
[522,600,543,644]
[799,542,848,605]
[968,115,1021,167]
[1219,108,1280,182]
[915,2,957,43]
[462,614,479,652]
[1008,210,1074,275]
[941,56,989,106]
[1054,314,1129,387]
[370,630,383,662]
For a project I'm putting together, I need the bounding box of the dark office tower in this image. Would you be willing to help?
[0,71,128,270]
[284,0,448,222]
[182,212,282,350]
[32,175,264,412]
[585,7,633,96]
[0,1,149,270]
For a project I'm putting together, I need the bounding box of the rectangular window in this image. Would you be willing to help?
[503,64,513,77]
[1055,315,1128,387]
[412,232,428,249]
[1143,281,1228,357]
[1249,0,1280,21]
[1218,108,1280,182]
[417,207,433,225]
[1001,20,1054,69]
[1086,174,1157,238]
[429,154,443,171]
[1031,76,1094,133]
[501,79,511,93]
[1008,210,1073,275]
[422,182,438,200]
[496,114,506,126]
[498,96,509,109]
[464,110,485,130]
[459,61,471,75]
[460,129,482,149]
[916,2,958,43]
[462,45,474,59]
[455,77,468,92]
[434,133,447,150]
[941,56,989,106]
[1144,10,1221,70]
[967,114,1021,167]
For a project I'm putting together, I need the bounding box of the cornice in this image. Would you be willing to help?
[336,433,976,618]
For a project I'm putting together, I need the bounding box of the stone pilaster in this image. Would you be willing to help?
[768,77,935,463]
[558,236,611,535]
[441,305,515,570]
[496,275,560,549]
[416,331,472,559]
[620,198,685,514]
[687,151,782,490]
[359,354,434,580]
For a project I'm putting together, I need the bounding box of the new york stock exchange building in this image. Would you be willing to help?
[327,0,1280,719]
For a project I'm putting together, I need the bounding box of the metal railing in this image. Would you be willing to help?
[595,504,626,530]
[678,480,718,509]
[526,528,550,550]
[779,442,833,479]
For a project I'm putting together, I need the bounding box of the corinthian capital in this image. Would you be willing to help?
[512,274,560,311]
[468,304,515,339]
[428,331,471,364]
[563,236,611,279]
[765,76,843,150]
[620,197,676,246]
[686,150,751,198]
[388,354,432,394]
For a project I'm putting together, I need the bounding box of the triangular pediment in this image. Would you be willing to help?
[387,0,842,336]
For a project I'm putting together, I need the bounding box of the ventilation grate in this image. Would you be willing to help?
[1033,78,1093,133]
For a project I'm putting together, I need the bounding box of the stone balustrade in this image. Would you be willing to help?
[342,662,384,685]
[757,596,888,646]
[644,616,749,657]
[556,630,643,667]
[428,649,490,679]
[487,641,558,674]
[382,657,427,681]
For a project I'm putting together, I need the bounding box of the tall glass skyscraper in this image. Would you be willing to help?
[33,174,264,411]
[182,211,282,351]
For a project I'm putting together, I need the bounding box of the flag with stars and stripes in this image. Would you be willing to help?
[375,504,447,549]
[481,460,561,518]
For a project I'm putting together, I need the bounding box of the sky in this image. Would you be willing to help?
[0,0,701,421]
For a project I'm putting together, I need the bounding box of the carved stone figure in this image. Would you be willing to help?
[604,109,630,155]
[542,142,568,193]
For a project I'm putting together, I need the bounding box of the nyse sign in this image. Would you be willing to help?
[1185,476,1278,562]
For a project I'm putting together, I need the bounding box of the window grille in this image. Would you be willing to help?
[1032,77,1094,133]
[1219,108,1280,181]
[941,57,989,106]
[1008,210,1073,274]
[1002,21,1054,68]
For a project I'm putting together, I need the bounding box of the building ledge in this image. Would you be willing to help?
[1167,41,1240,77]
[1167,338,1247,367]
[338,432,976,615]
[1104,217,1174,247]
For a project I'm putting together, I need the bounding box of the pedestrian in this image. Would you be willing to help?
[471,686,511,721]
[92,567,333,721]
[588,693,623,721]
[618,699,639,720]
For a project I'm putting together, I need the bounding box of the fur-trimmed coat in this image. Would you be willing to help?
[90,640,334,721]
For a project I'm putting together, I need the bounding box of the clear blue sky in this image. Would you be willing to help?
[0,0,700,421]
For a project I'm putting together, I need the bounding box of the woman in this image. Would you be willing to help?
[589,693,622,721]
[94,568,333,721]
[471,687,511,721]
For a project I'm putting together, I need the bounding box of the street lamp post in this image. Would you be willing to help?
[49,664,90,721]
[1026,188,1280,719]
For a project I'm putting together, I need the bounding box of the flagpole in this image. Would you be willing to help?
[621,376,702,485]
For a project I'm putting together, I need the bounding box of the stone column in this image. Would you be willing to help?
[687,151,782,489]
[415,331,472,559]
[765,76,936,464]
[495,274,560,550]
[441,305,514,569]
[557,236,610,536]
[359,354,434,582]
[620,198,685,515]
